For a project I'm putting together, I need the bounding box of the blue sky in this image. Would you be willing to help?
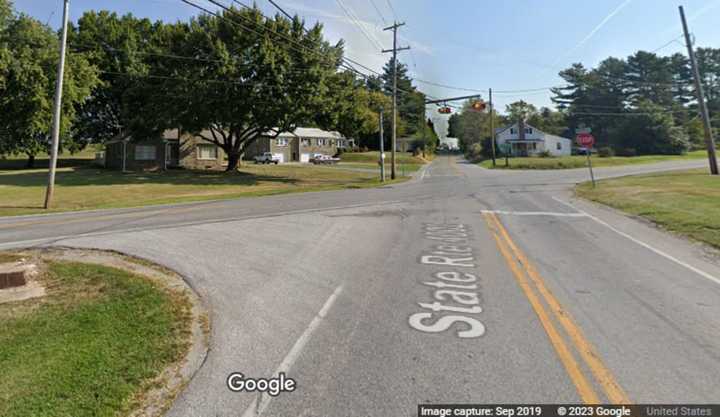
[15,0,720,134]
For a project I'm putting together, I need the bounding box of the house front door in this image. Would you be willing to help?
[166,143,180,168]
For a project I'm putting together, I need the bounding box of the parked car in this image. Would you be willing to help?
[254,152,280,164]
[310,154,340,165]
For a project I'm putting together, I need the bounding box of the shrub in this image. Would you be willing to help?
[537,150,552,158]
[616,148,637,157]
[597,147,615,157]
[465,143,484,162]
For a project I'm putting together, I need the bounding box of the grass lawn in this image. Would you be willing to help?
[0,163,406,216]
[0,259,191,417]
[479,150,708,170]
[334,161,423,173]
[576,169,720,249]
[0,146,101,170]
[340,151,429,164]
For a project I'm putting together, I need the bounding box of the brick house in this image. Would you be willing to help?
[103,127,353,170]
[104,129,227,171]
[243,128,353,163]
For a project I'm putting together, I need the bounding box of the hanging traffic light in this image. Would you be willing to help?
[438,106,452,114]
[471,100,486,111]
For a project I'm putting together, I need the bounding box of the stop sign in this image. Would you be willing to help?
[576,132,595,148]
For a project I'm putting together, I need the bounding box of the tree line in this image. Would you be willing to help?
[451,48,720,158]
[0,0,431,170]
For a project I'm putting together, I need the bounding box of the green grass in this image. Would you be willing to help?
[0,146,102,170]
[0,164,407,216]
[576,169,720,249]
[339,151,428,164]
[0,260,191,417]
[334,161,423,173]
[479,151,708,170]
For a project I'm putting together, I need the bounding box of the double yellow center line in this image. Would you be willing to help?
[483,212,630,404]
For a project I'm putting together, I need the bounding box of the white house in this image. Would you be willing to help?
[495,122,572,157]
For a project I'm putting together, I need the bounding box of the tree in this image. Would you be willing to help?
[69,11,158,144]
[447,113,461,138]
[329,71,390,148]
[610,100,689,155]
[380,57,426,137]
[0,10,98,166]
[505,100,538,122]
[528,107,566,135]
[139,6,344,171]
[625,51,673,107]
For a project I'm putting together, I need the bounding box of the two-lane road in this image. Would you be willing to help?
[2,155,719,415]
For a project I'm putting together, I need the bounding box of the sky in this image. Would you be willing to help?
[15,0,720,136]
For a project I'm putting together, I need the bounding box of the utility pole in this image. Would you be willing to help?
[44,0,70,208]
[383,21,410,180]
[489,88,496,167]
[379,108,385,182]
[679,5,718,175]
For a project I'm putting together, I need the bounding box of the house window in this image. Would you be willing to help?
[510,128,515,134]
[301,138,311,146]
[276,138,289,146]
[197,144,218,160]
[531,143,537,150]
[317,138,328,146]
[135,145,156,161]
[526,128,533,134]
[557,142,562,150]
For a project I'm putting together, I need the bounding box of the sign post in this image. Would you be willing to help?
[576,132,596,188]
[498,143,511,167]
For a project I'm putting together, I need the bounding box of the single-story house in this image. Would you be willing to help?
[495,122,572,157]
[103,129,227,171]
[243,128,354,163]
[103,127,353,170]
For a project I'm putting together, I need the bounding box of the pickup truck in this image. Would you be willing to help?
[310,154,340,165]
[254,152,281,164]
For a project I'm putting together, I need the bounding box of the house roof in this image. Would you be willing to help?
[495,122,571,141]
[105,129,179,144]
[268,127,345,139]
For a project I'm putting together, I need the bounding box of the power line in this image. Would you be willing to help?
[369,0,387,25]
[385,0,398,21]
[334,0,384,50]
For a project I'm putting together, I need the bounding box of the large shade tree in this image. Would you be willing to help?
[0,5,98,167]
[138,6,344,171]
[69,11,157,144]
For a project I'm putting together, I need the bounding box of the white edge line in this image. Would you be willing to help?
[481,210,588,218]
[552,196,720,286]
[0,200,408,250]
[241,285,344,417]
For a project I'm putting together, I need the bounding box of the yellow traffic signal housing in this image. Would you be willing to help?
[471,100,486,111]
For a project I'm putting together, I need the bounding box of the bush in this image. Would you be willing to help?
[538,150,552,158]
[465,143,484,162]
[616,148,637,157]
[597,147,615,157]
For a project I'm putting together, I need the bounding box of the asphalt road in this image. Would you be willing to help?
[2,156,720,415]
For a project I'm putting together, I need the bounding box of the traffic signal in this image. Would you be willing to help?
[471,100,486,111]
[438,106,452,114]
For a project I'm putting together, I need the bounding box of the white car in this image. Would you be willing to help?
[310,154,340,165]
[254,152,280,164]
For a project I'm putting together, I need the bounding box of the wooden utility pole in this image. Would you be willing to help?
[679,5,718,175]
[44,0,70,208]
[379,108,385,182]
[489,88,496,167]
[383,22,410,180]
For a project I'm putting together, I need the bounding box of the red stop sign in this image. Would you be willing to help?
[576,132,595,148]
